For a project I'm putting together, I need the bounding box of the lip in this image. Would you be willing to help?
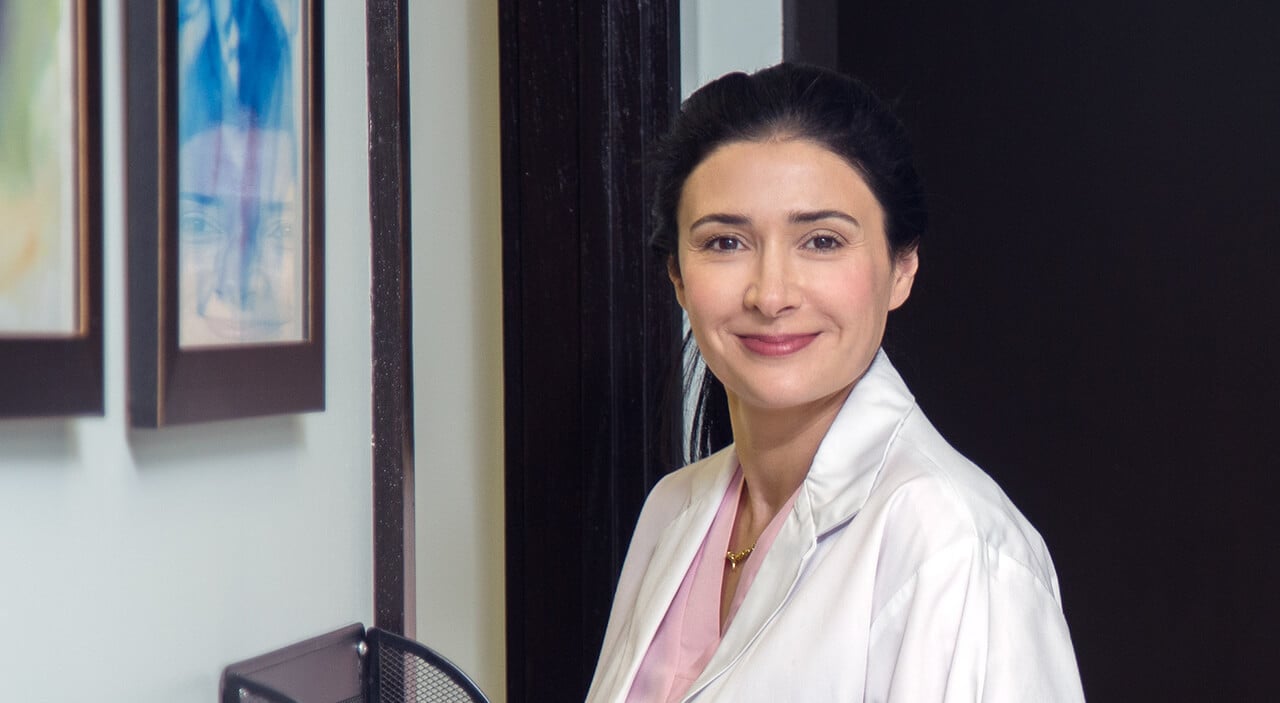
[738,333,819,357]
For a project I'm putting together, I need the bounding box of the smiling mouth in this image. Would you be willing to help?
[738,333,819,357]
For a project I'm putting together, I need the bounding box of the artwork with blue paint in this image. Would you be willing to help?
[0,0,78,336]
[177,0,306,347]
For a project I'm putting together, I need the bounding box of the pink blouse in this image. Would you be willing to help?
[625,467,800,703]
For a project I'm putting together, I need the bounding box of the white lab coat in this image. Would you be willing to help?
[587,351,1085,702]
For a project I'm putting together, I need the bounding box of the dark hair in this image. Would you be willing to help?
[650,63,929,462]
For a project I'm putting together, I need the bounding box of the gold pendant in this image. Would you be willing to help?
[725,545,755,571]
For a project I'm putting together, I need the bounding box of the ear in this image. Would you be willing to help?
[668,256,688,309]
[888,246,919,310]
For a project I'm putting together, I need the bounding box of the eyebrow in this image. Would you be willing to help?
[688,212,751,230]
[179,192,219,207]
[688,209,861,230]
[788,209,861,228]
[180,192,289,214]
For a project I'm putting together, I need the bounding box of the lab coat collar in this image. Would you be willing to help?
[601,445,738,697]
[804,348,917,537]
[684,349,917,699]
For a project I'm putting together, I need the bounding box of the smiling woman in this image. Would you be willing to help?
[587,63,1085,702]
[672,139,916,416]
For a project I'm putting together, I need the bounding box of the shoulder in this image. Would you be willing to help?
[634,446,734,535]
[602,447,734,629]
[858,419,1085,700]
[865,407,1062,600]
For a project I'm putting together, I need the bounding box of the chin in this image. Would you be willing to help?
[727,380,857,414]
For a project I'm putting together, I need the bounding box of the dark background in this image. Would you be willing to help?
[501,0,1280,699]
[819,1,1279,699]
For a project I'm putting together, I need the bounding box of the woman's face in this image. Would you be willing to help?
[671,139,918,414]
[178,123,302,347]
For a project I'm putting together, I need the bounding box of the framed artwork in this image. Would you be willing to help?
[126,0,324,427]
[0,0,103,417]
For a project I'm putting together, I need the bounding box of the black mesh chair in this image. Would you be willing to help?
[220,624,490,703]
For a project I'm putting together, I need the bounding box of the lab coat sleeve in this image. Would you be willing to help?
[865,540,1086,703]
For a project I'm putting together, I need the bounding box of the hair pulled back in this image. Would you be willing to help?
[650,62,927,262]
[650,63,930,462]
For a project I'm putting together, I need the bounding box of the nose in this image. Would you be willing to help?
[213,212,263,312]
[743,246,801,317]
[213,247,246,311]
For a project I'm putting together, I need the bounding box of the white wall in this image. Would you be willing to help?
[407,1,507,701]
[681,0,783,97]
[0,2,373,700]
[0,2,785,700]
[398,4,782,702]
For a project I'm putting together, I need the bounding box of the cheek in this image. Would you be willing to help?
[679,274,735,325]
[815,264,880,302]
[818,267,899,331]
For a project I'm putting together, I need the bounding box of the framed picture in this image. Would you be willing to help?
[0,0,103,417]
[126,0,324,427]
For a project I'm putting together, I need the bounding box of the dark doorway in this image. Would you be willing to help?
[787,1,1280,699]
[499,1,681,700]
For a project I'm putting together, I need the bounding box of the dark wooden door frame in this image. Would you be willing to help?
[366,0,415,637]
[500,0,681,699]
[783,0,837,69]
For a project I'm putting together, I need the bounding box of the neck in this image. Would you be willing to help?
[727,386,850,521]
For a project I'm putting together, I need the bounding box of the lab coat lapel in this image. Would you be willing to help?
[680,351,917,699]
[805,350,916,534]
[597,449,738,699]
[684,486,820,699]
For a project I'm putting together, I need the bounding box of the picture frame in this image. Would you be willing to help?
[126,0,324,427]
[0,0,103,418]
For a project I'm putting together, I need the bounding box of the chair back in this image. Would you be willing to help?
[366,627,489,703]
[220,624,365,703]
[219,624,489,703]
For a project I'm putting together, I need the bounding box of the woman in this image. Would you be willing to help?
[586,64,1084,702]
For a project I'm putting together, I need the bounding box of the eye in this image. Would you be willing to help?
[804,232,843,251]
[179,207,226,244]
[702,235,743,252]
[261,216,296,245]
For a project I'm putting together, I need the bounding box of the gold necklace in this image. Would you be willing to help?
[725,543,757,571]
